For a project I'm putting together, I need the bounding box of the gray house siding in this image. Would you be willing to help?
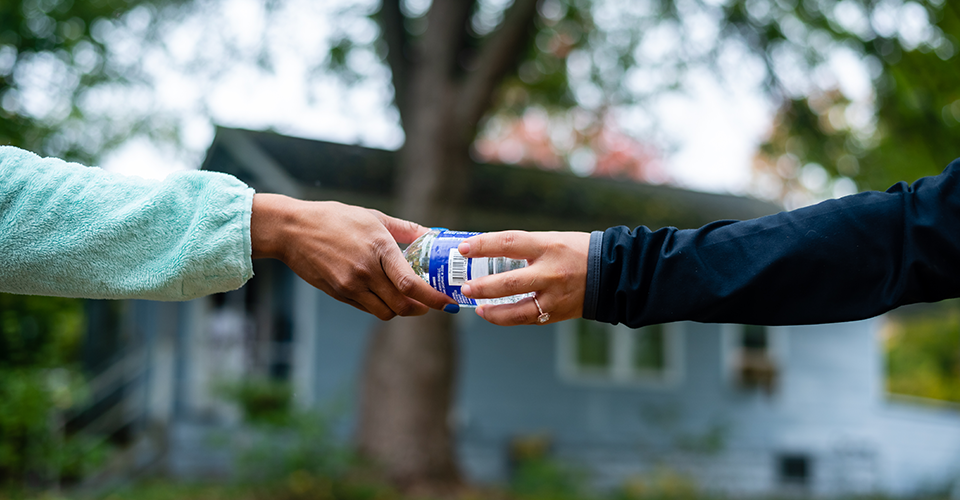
[303,289,377,416]
[453,314,888,494]
[875,404,960,495]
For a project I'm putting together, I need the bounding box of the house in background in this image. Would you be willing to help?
[87,127,960,497]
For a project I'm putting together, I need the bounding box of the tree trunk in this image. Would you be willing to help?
[357,65,472,489]
[357,313,461,488]
[357,0,538,489]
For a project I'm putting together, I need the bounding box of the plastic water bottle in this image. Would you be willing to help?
[404,229,532,308]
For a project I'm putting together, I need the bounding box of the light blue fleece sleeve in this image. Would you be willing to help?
[0,146,255,300]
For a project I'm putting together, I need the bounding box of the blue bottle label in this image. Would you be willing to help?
[428,231,481,306]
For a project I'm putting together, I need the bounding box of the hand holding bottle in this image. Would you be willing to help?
[251,194,457,320]
[456,230,591,325]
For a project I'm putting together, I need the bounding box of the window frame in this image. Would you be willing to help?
[556,320,685,389]
[720,324,788,389]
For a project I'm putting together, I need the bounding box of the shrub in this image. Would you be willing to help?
[0,294,96,491]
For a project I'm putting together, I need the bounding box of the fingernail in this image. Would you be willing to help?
[461,284,472,296]
[443,303,460,314]
[475,306,485,318]
[458,242,470,255]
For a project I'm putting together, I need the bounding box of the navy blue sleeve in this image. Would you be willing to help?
[582,230,604,320]
[590,159,960,328]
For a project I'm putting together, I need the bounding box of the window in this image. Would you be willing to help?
[884,300,960,403]
[742,324,768,352]
[722,324,783,393]
[633,323,666,372]
[574,320,610,372]
[778,454,812,488]
[558,320,683,387]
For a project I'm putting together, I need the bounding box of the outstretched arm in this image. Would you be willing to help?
[0,146,454,319]
[0,146,255,301]
[460,158,960,328]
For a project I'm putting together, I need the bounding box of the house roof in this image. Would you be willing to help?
[201,127,782,231]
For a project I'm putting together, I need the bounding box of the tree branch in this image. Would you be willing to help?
[456,0,540,130]
[377,0,411,123]
[418,0,476,82]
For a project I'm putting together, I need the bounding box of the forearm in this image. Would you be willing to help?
[589,159,960,327]
[0,146,254,300]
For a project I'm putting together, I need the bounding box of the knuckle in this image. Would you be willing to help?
[370,236,392,256]
[503,274,523,291]
[329,280,350,297]
[511,308,533,325]
[334,276,364,297]
[543,240,564,259]
[550,264,573,284]
[352,269,371,283]
[393,273,418,295]
[354,260,378,279]
[498,232,519,252]
[394,301,419,317]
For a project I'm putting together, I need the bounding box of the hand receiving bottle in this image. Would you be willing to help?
[404,229,532,308]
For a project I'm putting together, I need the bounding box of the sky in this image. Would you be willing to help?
[97,0,875,200]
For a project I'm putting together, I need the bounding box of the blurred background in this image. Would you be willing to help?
[1,0,959,498]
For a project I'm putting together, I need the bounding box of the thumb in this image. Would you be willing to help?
[381,248,454,311]
[371,210,430,244]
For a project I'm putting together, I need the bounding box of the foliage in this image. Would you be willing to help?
[0,294,85,369]
[860,44,960,189]
[4,0,955,192]
[510,457,592,500]
[0,0,184,164]
[217,378,294,427]
[0,453,949,500]
[2,477,952,500]
[232,410,355,485]
[614,469,699,500]
[0,293,98,489]
[750,0,959,197]
[85,482,255,500]
[207,403,405,500]
[506,446,699,500]
[323,0,960,195]
[482,0,591,114]
[885,300,960,403]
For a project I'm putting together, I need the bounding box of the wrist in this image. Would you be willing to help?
[251,193,298,260]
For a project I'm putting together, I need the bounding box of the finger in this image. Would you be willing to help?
[458,231,544,260]
[352,289,400,321]
[375,287,431,317]
[381,246,458,311]
[475,297,544,326]
[374,210,431,245]
[367,273,431,317]
[327,293,376,318]
[462,267,539,299]
[316,278,402,320]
